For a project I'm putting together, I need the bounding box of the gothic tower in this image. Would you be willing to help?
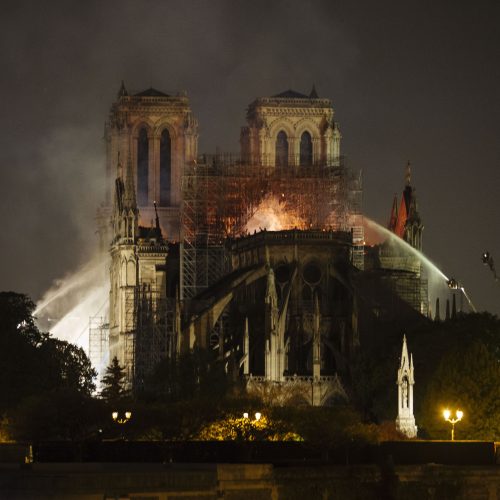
[99,82,198,246]
[109,153,169,386]
[395,335,418,438]
[240,87,341,167]
[388,162,424,251]
[109,155,139,382]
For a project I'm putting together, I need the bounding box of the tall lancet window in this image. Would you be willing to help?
[160,129,171,206]
[275,131,288,167]
[137,128,149,205]
[300,131,313,166]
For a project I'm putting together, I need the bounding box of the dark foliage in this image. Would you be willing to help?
[350,312,500,439]
[100,356,127,403]
[0,292,97,439]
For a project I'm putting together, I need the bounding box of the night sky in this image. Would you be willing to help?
[1,1,499,315]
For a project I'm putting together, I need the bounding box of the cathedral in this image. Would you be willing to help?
[99,82,425,405]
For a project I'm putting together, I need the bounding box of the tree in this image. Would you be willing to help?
[196,414,303,441]
[0,292,49,411]
[0,292,97,412]
[38,338,96,395]
[11,388,106,442]
[143,349,228,403]
[350,313,500,427]
[0,291,43,345]
[419,340,500,440]
[101,356,127,403]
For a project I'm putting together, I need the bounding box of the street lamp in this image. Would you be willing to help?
[242,412,262,421]
[112,411,132,424]
[443,409,463,441]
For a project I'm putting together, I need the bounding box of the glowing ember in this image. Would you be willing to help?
[245,195,306,233]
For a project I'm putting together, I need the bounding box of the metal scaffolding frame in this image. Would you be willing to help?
[88,315,109,374]
[380,271,429,317]
[180,155,363,300]
[123,285,170,386]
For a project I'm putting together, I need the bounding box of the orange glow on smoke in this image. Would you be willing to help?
[245,195,307,233]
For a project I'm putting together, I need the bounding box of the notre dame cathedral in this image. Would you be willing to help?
[98,82,425,405]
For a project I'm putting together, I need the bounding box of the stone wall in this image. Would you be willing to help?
[1,462,500,500]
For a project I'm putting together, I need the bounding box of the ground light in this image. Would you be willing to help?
[443,409,463,441]
[112,411,132,424]
[112,411,132,440]
[243,412,262,421]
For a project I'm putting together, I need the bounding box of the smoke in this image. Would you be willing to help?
[245,195,307,233]
[34,252,109,347]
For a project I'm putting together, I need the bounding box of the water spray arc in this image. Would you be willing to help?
[446,278,476,313]
[364,217,476,314]
[34,254,110,385]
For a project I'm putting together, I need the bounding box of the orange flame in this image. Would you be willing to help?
[245,195,307,233]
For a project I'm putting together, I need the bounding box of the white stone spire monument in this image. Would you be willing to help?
[395,335,418,438]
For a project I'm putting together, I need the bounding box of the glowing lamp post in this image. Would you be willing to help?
[243,412,262,421]
[443,409,463,441]
[112,411,132,424]
[112,411,132,440]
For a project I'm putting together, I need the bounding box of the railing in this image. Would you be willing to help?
[230,229,352,247]
[246,374,342,383]
[196,153,345,170]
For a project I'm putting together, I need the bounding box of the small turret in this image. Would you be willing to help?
[112,152,138,244]
[389,161,424,250]
[405,160,411,186]
[265,266,278,309]
[396,335,418,438]
[123,152,137,210]
[153,201,163,241]
[117,80,128,98]
[388,193,398,231]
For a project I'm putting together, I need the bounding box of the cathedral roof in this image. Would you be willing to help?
[272,89,310,99]
[134,87,170,97]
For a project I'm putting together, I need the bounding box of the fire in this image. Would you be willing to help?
[245,194,306,233]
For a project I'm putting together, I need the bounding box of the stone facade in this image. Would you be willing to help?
[101,82,198,243]
[3,461,500,499]
[396,335,418,438]
[108,154,168,384]
[240,88,341,167]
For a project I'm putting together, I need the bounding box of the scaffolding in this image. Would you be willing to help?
[180,154,363,299]
[123,285,170,387]
[88,315,109,375]
[381,271,429,317]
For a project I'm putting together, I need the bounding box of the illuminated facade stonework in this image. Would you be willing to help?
[99,82,198,245]
[104,83,425,401]
[108,155,168,385]
[395,335,418,438]
[241,88,341,167]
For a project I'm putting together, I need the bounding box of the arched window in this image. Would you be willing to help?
[127,260,136,286]
[160,129,171,205]
[137,128,149,205]
[275,131,288,167]
[300,131,313,166]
